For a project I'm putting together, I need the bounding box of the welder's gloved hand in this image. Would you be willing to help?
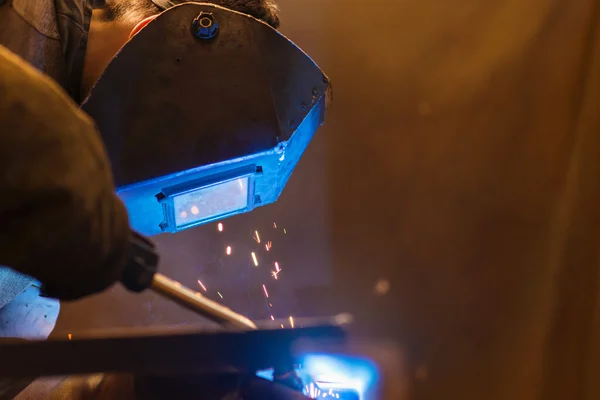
[0,45,131,301]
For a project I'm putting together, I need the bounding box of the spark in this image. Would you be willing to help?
[272,270,279,280]
[179,211,188,219]
[289,315,294,328]
[251,252,258,267]
[265,241,272,251]
[275,262,280,272]
[68,333,72,340]
[280,324,284,328]
[273,222,277,228]
[217,222,223,232]
[190,205,200,215]
[262,284,269,298]
[217,292,223,298]
[269,303,273,307]
[226,245,232,255]
[283,228,287,234]
[197,280,207,291]
[254,230,261,243]
[271,315,275,320]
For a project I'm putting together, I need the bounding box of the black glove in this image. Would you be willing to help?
[0,46,131,301]
[121,230,159,292]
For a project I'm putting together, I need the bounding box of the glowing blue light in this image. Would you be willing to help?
[256,369,273,381]
[172,176,249,228]
[300,354,378,400]
[255,354,378,399]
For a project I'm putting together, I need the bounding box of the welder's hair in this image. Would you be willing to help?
[99,0,280,28]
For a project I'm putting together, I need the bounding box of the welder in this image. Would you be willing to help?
[0,0,281,340]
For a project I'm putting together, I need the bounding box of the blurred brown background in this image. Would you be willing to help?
[55,1,600,399]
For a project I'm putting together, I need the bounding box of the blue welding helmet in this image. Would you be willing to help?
[82,2,331,236]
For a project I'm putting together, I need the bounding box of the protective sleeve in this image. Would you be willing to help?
[0,45,131,300]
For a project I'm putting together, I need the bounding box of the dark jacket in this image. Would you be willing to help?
[0,0,91,102]
[0,0,130,306]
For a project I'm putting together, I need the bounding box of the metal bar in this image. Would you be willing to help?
[151,273,257,330]
[0,325,346,377]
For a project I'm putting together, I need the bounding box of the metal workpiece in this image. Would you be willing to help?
[0,325,347,378]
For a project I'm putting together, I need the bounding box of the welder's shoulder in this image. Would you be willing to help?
[0,44,90,127]
[0,43,108,167]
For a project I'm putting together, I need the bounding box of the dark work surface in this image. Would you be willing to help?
[0,325,345,378]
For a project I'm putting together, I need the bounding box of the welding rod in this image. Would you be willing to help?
[123,231,257,330]
[151,272,257,330]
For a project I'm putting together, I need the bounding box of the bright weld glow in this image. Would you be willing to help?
[254,230,261,243]
[271,315,275,320]
[275,262,280,272]
[68,334,72,340]
[217,292,223,298]
[301,354,379,400]
[290,316,294,328]
[226,245,232,255]
[197,280,207,291]
[217,222,223,232]
[251,252,258,267]
[263,284,269,298]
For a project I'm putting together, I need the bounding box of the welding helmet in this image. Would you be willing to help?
[82,2,331,237]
